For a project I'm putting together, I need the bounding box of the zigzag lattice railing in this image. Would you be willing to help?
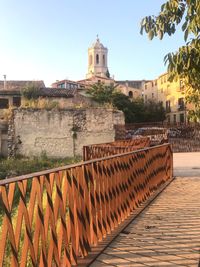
[0,144,172,266]
[83,137,150,160]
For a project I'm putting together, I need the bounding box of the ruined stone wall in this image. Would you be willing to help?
[10,108,124,158]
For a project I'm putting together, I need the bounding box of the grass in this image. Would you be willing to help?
[0,154,80,265]
[0,155,81,180]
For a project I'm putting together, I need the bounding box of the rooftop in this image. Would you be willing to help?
[0,80,45,91]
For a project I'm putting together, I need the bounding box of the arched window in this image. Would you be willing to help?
[96,54,99,64]
[103,55,105,66]
[89,55,93,65]
[128,91,133,98]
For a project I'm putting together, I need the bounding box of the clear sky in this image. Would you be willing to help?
[0,0,185,86]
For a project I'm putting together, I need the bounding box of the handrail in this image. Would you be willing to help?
[0,144,173,267]
[0,143,165,186]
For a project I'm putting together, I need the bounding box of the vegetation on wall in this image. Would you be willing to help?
[21,83,59,109]
[21,98,59,110]
[140,0,200,121]
[87,82,166,123]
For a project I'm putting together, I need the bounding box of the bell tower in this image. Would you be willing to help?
[86,36,109,78]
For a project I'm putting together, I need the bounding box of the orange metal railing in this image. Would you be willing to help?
[0,144,172,267]
[83,137,150,161]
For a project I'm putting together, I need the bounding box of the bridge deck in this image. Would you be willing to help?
[90,177,200,267]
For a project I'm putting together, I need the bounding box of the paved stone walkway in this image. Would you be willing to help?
[173,152,200,177]
[90,177,200,266]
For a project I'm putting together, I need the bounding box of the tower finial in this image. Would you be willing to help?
[96,34,99,42]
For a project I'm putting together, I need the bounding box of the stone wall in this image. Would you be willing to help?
[9,108,124,158]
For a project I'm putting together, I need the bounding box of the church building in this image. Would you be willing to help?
[86,36,109,79]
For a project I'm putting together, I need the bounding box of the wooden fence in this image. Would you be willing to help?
[83,137,150,161]
[0,144,172,267]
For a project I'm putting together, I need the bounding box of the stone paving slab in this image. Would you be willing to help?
[173,152,200,177]
[90,177,200,266]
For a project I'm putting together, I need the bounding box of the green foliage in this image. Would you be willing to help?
[140,0,200,120]
[185,87,200,122]
[87,82,166,123]
[0,156,80,180]
[21,83,40,100]
[87,82,116,103]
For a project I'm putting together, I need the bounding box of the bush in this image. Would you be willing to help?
[21,83,40,100]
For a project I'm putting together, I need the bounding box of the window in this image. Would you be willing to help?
[178,98,184,110]
[167,115,170,124]
[155,80,157,86]
[173,114,176,123]
[58,83,65,88]
[145,95,147,101]
[96,54,99,64]
[180,113,184,123]
[13,97,21,107]
[145,84,147,90]
[166,100,171,112]
[128,91,133,98]
[152,93,154,98]
[0,98,9,109]
[103,55,105,66]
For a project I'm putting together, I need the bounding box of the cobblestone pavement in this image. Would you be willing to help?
[90,177,200,267]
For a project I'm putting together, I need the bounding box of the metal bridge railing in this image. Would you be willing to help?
[0,144,172,267]
[83,137,150,161]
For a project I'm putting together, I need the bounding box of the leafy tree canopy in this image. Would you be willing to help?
[87,82,116,103]
[87,82,166,123]
[140,0,200,90]
[21,82,40,100]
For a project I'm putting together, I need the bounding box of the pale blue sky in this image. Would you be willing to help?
[0,0,185,86]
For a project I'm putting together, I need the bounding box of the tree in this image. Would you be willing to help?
[140,0,200,120]
[21,82,40,100]
[87,82,166,123]
[87,82,115,103]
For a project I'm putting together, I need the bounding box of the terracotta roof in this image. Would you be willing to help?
[0,87,76,98]
[0,80,45,91]
[78,75,114,83]
[38,88,76,98]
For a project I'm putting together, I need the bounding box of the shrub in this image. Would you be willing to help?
[21,83,40,100]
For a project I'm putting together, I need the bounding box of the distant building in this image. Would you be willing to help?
[52,38,149,101]
[116,80,148,99]
[51,79,84,90]
[86,36,109,79]
[78,75,115,87]
[0,80,90,117]
[143,73,187,124]
[0,80,45,110]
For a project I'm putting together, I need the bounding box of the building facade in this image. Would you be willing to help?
[143,73,187,124]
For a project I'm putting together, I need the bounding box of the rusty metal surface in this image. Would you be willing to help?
[83,137,150,161]
[0,144,172,266]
